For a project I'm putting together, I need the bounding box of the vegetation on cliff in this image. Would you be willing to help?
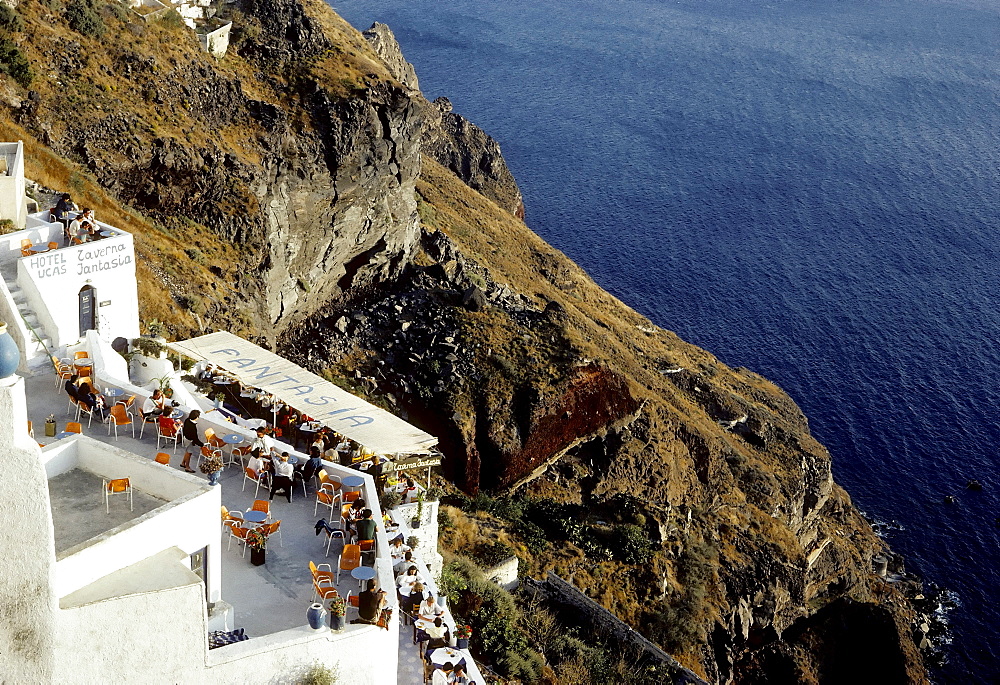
[0,0,926,681]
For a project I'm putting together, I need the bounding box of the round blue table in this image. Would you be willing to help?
[351,565,376,588]
[342,475,365,492]
[55,431,75,439]
[105,388,124,399]
[243,510,267,525]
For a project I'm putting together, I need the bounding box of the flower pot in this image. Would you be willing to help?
[410,517,420,529]
[329,612,346,631]
[437,594,447,609]
[306,603,326,630]
[456,637,469,650]
[0,323,19,378]
[249,546,266,566]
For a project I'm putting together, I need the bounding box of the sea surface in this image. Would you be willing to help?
[337,0,1000,679]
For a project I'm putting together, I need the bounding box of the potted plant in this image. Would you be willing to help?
[246,528,268,566]
[454,624,473,650]
[437,565,466,609]
[406,535,419,550]
[213,391,226,408]
[327,595,346,631]
[411,491,424,529]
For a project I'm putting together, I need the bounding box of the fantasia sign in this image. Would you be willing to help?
[169,331,438,455]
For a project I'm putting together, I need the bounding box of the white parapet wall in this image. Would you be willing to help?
[16,231,140,348]
[0,141,27,229]
[198,22,232,57]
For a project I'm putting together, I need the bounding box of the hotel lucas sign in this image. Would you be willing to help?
[26,242,132,279]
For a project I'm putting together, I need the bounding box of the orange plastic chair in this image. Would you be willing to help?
[20,238,32,257]
[262,520,283,547]
[107,404,134,440]
[313,576,340,603]
[336,544,361,584]
[310,560,334,583]
[74,351,90,360]
[104,478,133,513]
[204,427,226,449]
[251,499,270,520]
[27,420,33,438]
[226,524,250,556]
[157,416,180,453]
[313,483,340,517]
[48,241,58,250]
[65,422,82,434]
[242,467,269,497]
[343,490,360,503]
[155,452,171,465]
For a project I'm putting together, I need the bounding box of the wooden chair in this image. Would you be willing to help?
[336,544,361,584]
[204,427,226,449]
[154,452,171,466]
[104,478,133,513]
[107,404,134,440]
[242,467,270,497]
[65,422,82,434]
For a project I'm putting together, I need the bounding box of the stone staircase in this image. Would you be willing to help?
[0,263,55,369]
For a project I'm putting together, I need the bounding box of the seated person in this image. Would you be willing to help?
[424,616,449,651]
[451,664,470,685]
[158,413,181,437]
[418,594,444,622]
[64,374,81,403]
[247,448,270,475]
[355,508,376,544]
[431,662,453,685]
[394,550,415,574]
[389,537,411,563]
[397,566,424,594]
[199,364,216,381]
[350,579,387,625]
[76,381,107,419]
[76,220,94,243]
[141,388,166,418]
[269,453,295,503]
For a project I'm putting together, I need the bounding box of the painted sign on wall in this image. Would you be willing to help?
[25,241,132,280]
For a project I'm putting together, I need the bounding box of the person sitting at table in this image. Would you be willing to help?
[297,447,323,491]
[64,374,81,404]
[424,616,450,651]
[418,594,444,622]
[65,212,80,245]
[389,537,411,566]
[76,381,107,420]
[451,664,469,685]
[179,409,203,473]
[270,453,295,503]
[53,193,74,224]
[199,364,216,381]
[350,579,387,625]
[395,550,416,575]
[354,508,376,544]
[250,426,274,456]
[141,388,166,417]
[401,477,419,503]
[75,220,95,243]
[432,662,453,685]
[247,448,270,475]
[397,566,423,593]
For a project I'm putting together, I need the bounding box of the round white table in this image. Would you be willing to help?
[429,647,466,668]
[27,245,50,254]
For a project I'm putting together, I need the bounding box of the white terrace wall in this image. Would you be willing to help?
[40,437,222,602]
[16,232,139,348]
[0,141,26,229]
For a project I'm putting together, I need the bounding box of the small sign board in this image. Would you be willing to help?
[383,455,442,473]
[99,300,111,307]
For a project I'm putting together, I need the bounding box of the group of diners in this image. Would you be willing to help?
[63,373,108,421]
[244,428,327,502]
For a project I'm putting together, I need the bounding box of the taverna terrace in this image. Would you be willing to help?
[0,141,485,683]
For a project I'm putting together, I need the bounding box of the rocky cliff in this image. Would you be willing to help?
[0,0,925,681]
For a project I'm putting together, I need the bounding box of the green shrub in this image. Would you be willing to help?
[184,247,207,265]
[0,37,31,87]
[298,660,338,685]
[611,523,653,565]
[65,0,106,37]
[0,4,24,33]
[474,541,514,568]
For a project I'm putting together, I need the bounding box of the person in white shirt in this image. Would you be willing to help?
[250,427,274,456]
[141,389,166,417]
[247,450,269,476]
[431,662,453,685]
[418,594,444,622]
[269,453,295,502]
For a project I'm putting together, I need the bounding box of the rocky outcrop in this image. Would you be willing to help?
[362,22,419,91]
[361,23,525,218]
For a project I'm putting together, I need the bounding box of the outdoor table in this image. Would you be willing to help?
[99,230,115,237]
[342,475,364,493]
[74,361,93,372]
[429,647,467,669]
[414,617,453,645]
[350,565,376,588]
[167,408,183,419]
[222,433,244,445]
[243,510,267,525]
[27,245,50,254]
[104,388,124,400]
[55,431,75,439]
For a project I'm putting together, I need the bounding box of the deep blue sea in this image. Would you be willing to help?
[338,0,1000,679]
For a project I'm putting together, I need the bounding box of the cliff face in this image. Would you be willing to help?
[0,0,925,682]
